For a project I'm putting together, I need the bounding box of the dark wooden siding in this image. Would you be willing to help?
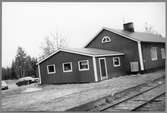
[86,29,140,73]
[141,42,165,70]
[39,51,94,84]
[95,55,126,81]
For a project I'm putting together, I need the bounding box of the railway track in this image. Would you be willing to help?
[66,76,165,112]
[102,83,165,111]
[134,93,165,111]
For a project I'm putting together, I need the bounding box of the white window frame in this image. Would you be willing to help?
[102,36,111,43]
[62,62,73,72]
[113,57,121,67]
[151,47,158,61]
[78,60,89,71]
[47,64,56,74]
[161,48,166,59]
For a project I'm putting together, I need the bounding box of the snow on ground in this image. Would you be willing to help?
[1,70,165,111]
[22,87,42,93]
[5,80,18,89]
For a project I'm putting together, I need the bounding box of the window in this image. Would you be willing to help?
[151,47,158,61]
[78,60,89,71]
[62,62,72,72]
[47,64,56,74]
[161,48,166,59]
[102,36,111,43]
[113,57,121,67]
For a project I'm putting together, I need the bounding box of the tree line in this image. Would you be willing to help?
[2,47,38,80]
[2,32,67,80]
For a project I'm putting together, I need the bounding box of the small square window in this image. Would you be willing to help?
[63,62,72,72]
[78,60,89,71]
[47,64,56,74]
[113,57,121,67]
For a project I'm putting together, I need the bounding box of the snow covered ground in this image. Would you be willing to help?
[1,70,165,111]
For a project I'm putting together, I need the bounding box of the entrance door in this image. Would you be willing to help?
[99,58,108,80]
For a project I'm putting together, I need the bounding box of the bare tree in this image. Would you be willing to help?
[41,36,55,57]
[14,47,27,78]
[40,32,67,60]
[144,22,153,33]
[144,22,162,36]
[12,47,38,79]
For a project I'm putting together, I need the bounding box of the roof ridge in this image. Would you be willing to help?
[104,27,165,38]
[103,27,140,42]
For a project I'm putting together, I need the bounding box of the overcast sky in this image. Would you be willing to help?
[2,2,166,67]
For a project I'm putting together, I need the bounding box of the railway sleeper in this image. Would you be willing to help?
[66,77,165,111]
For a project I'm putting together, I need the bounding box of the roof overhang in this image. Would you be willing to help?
[37,48,93,65]
[140,41,166,43]
[37,48,124,65]
[93,53,124,57]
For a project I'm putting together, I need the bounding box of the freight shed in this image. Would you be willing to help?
[37,48,125,84]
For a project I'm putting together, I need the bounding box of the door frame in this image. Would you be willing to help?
[98,57,108,80]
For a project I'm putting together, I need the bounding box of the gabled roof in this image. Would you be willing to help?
[37,48,124,64]
[105,27,166,43]
[69,48,124,56]
[85,27,166,47]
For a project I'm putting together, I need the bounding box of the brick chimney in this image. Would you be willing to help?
[123,22,134,32]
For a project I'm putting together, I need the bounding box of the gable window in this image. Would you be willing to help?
[62,62,72,72]
[102,36,111,43]
[113,57,121,67]
[151,47,158,61]
[161,48,166,59]
[78,60,89,71]
[47,64,56,74]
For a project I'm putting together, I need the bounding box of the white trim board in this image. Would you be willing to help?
[94,53,124,57]
[38,64,42,84]
[137,42,144,71]
[92,57,98,82]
